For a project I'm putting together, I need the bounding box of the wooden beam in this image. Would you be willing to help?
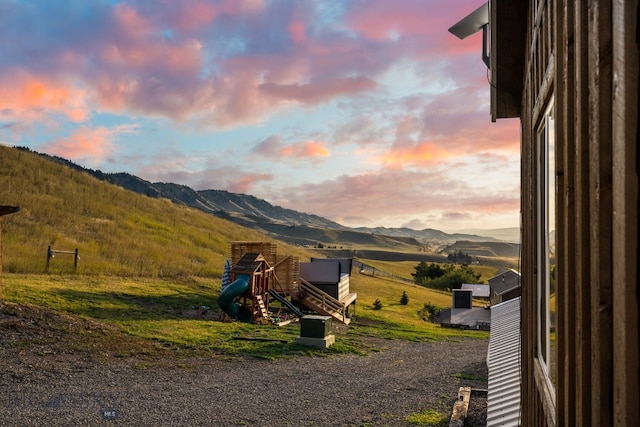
[611,0,640,424]
[449,386,471,427]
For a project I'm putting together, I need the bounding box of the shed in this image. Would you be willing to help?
[300,260,350,301]
[488,270,521,306]
[298,258,356,325]
[461,283,490,299]
[452,288,473,309]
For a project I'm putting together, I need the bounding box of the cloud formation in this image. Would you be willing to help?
[42,127,116,164]
[252,135,329,161]
[2,0,520,230]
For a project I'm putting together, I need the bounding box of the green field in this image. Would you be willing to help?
[2,267,487,360]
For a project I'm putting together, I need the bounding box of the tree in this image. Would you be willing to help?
[447,250,473,265]
[412,262,482,291]
[400,291,409,305]
[412,262,446,285]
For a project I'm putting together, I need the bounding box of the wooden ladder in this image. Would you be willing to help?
[255,295,269,319]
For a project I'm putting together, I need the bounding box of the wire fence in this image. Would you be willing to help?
[351,260,414,284]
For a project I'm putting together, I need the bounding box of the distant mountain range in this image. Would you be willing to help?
[21,147,519,246]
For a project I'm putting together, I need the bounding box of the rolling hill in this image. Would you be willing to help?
[0,145,315,276]
[15,147,518,250]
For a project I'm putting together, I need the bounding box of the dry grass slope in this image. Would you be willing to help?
[444,240,520,258]
[0,146,313,276]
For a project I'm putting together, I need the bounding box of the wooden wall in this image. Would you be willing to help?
[519,0,639,425]
[230,241,300,295]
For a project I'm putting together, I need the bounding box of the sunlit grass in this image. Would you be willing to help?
[359,259,499,283]
[349,270,488,341]
[3,269,486,359]
[406,409,448,426]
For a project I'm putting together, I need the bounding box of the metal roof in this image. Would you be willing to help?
[486,297,521,426]
[488,270,521,295]
[461,283,491,298]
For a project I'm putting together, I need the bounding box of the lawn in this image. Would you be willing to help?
[2,270,487,360]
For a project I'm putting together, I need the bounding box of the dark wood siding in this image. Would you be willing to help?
[516,0,639,425]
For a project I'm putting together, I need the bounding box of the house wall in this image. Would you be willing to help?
[517,1,639,425]
[501,288,521,304]
[489,287,520,306]
[489,290,499,307]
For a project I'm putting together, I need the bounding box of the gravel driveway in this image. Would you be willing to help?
[1,337,488,427]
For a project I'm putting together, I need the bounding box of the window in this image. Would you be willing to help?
[537,99,556,393]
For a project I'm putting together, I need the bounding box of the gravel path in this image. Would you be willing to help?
[1,337,488,426]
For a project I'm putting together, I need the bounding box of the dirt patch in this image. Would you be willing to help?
[0,302,162,359]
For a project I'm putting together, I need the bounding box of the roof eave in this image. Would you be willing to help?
[490,0,528,121]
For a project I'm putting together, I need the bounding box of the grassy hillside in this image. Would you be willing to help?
[358,259,498,284]
[441,240,520,258]
[0,146,313,276]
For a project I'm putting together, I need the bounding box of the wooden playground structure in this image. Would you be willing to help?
[219,241,356,324]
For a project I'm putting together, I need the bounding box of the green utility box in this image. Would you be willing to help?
[300,315,332,338]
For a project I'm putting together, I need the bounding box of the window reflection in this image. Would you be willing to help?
[538,100,556,391]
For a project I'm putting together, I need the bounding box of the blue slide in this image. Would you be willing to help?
[268,289,305,318]
[217,275,253,322]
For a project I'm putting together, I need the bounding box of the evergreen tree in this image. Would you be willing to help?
[400,291,409,305]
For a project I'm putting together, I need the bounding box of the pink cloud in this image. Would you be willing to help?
[346,0,436,40]
[252,135,329,160]
[205,70,278,127]
[100,39,202,74]
[0,71,90,124]
[259,76,378,104]
[382,141,453,166]
[289,21,307,44]
[345,0,486,57]
[282,140,329,158]
[113,4,152,40]
[173,1,219,32]
[41,126,117,163]
[265,166,520,228]
[1,0,483,129]
[227,173,272,194]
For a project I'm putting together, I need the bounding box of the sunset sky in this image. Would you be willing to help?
[0,0,520,231]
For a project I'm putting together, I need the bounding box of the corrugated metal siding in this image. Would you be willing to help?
[487,297,521,426]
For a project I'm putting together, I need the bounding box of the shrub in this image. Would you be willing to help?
[373,299,383,310]
[418,302,442,322]
[400,291,409,305]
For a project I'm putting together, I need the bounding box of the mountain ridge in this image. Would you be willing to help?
[15,146,517,245]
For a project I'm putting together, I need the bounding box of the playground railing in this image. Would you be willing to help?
[299,278,347,323]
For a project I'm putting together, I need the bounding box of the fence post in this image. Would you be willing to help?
[46,245,51,270]
[74,248,78,270]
